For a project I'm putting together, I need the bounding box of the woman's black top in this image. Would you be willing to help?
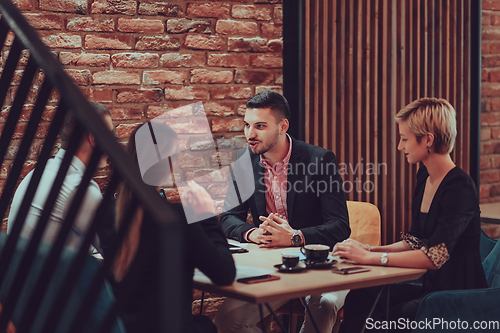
[105,202,236,333]
[402,166,487,294]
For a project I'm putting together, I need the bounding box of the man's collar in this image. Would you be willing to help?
[260,133,292,167]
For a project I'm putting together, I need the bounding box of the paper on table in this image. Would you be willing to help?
[194,265,275,284]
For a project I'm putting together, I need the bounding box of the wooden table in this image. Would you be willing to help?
[194,243,426,305]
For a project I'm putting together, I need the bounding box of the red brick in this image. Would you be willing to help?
[135,36,181,51]
[143,70,188,85]
[256,85,282,94]
[261,22,282,37]
[186,3,230,18]
[92,71,141,85]
[91,0,136,16]
[250,54,283,68]
[203,102,236,117]
[39,0,86,14]
[275,71,283,84]
[484,12,492,26]
[481,112,500,125]
[493,14,500,26]
[228,37,267,52]
[166,18,211,34]
[211,150,233,165]
[163,187,180,202]
[493,156,500,168]
[116,88,162,103]
[112,53,159,68]
[235,70,274,84]
[492,127,500,139]
[490,98,500,111]
[481,170,500,183]
[164,86,210,100]
[207,183,229,198]
[274,5,283,24]
[147,104,194,119]
[160,53,206,68]
[177,152,207,168]
[116,122,144,139]
[216,20,258,36]
[82,88,114,103]
[190,69,233,84]
[255,0,282,3]
[13,122,50,140]
[490,42,500,55]
[66,69,91,85]
[483,27,500,40]
[480,185,491,200]
[118,18,165,33]
[211,86,252,100]
[40,32,82,49]
[0,163,9,180]
[234,135,247,148]
[491,184,500,197]
[482,83,500,97]
[267,38,283,52]
[186,168,229,182]
[482,128,492,141]
[108,106,143,120]
[237,104,247,116]
[492,69,500,83]
[20,161,36,179]
[23,14,63,30]
[12,0,33,10]
[481,156,492,170]
[207,54,248,67]
[164,118,210,134]
[138,3,180,16]
[67,17,114,32]
[85,35,134,50]
[483,69,490,82]
[184,34,225,51]
[232,5,272,21]
[481,141,500,154]
[484,0,500,11]
[60,52,111,67]
[483,41,491,55]
[5,32,14,47]
[212,118,244,132]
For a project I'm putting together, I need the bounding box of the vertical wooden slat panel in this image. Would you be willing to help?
[300,0,472,244]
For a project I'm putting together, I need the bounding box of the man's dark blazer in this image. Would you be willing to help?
[220,137,350,249]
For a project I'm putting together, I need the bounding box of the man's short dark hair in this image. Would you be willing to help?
[60,102,111,149]
[246,90,290,122]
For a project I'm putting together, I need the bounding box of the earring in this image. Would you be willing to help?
[427,147,431,154]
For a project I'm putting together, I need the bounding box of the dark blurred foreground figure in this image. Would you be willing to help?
[108,124,236,333]
[334,98,488,333]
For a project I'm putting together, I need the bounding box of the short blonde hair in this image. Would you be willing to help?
[395,97,457,154]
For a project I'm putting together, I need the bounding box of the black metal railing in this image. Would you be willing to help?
[0,0,182,332]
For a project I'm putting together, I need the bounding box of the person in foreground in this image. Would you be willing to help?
[110,125,236,333]
[334,97,488,333]
[215,91,350,333]
[8,102,113,250]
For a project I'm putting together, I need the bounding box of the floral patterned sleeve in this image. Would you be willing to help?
[401,232,450,269]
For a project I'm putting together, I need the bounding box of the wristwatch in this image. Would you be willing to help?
[380,252,388,266]
[291,230,303,246]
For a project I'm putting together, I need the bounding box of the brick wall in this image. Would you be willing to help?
[0,0,283,209]
[482,0,500,204]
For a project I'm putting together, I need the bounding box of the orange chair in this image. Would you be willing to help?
[275,201,381,333]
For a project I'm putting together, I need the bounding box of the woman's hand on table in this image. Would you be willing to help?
[333,239,374,264]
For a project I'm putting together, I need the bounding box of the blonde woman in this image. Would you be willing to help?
[109,125,235,333]
[335,98,487,333]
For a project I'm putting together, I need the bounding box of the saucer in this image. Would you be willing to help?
[306,257,337,269]
[274,261,308,273]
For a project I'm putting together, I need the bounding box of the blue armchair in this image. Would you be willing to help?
[413,232,500,333]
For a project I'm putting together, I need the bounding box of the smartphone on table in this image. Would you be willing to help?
[237,274,281,284]
[332,267,370,275]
